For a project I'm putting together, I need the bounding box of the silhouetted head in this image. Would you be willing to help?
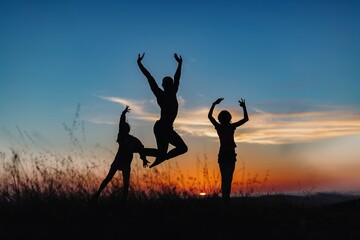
[162,76,174,91]
[218,110,232,125]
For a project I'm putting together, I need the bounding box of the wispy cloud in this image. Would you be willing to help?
[93,96,360,144]
[178,100,360,144]
[240,110,360,144]
[93,96,158,123]
[175,108,360,144]
[87,118,117,125]
[97,96,148,115]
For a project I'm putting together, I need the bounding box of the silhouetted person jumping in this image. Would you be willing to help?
[208,98,249,202]
[92,105,153,202]
[137,53,188,168]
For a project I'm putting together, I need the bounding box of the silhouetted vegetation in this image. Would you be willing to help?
[1,105,359,239]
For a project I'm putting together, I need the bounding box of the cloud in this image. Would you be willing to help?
[242,109,360,144]
[178,106,360,144]
[94,96,159,122]
[87,118,117,125]
[97,96,148,115]
[93,96,360,144]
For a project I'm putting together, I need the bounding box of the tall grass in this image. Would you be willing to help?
[0,104,270,203]
[233,160,270,197]
[2,105,359,240]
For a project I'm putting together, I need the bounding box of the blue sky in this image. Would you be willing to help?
[1,0,360,191]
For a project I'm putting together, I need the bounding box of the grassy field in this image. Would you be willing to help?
[0,150,359,240]
[1,115,359,239]
[0,192,359,240]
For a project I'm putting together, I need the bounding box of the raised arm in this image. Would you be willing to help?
[208,98,223,126]
[119,105,130,130]
[137,53,161,97]
[117,105,130,143]
[133,138,150,168]
[233,98,249,127]
[173,53,182,92]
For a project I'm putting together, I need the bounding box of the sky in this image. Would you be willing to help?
[1,0,360,193]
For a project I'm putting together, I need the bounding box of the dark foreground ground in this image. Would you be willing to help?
[0,193,359,240]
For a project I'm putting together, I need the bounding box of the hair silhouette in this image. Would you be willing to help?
[208,97,249,201]
[137,53,188,168]
[218,110,232,125]
[92,105,157,202]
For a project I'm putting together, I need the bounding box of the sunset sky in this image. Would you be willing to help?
[1,0,360,193]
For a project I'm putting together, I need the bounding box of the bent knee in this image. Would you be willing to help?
[181,144,188,154]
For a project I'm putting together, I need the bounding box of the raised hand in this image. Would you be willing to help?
[142,158,150,168]
[213,97,224,105]
[174,53,182,63]
[123,105,131,114]
[137,53,145,64]
[238,98,246,108]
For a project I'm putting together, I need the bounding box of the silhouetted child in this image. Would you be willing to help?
[92,105,152,202]
[137,53,188,168]
[208,98,249,202]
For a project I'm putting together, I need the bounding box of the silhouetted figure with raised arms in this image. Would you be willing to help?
[92,105,151,202]
[137,53,188,168]
[208,98,249,202]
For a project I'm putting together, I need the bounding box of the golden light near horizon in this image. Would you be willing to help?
[1,0,360,200]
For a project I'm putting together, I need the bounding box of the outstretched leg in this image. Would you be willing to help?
[149,121,170,168]
[143,148,158,158]
[149,137,169,168]
[150,129,188,168]
[92,167,117,201]
[165,129,188,160]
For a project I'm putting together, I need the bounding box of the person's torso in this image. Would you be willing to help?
[157,91,178,124]
[216,124,237,151]
[116,135,142,160]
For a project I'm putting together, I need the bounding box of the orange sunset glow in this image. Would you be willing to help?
[1,0,360,199]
